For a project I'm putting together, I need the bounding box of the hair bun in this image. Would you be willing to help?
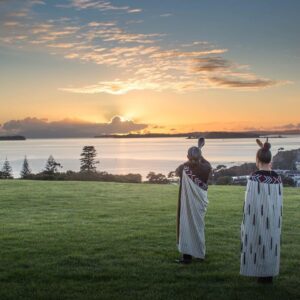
[263,142,271,151]
[188,146,201,161]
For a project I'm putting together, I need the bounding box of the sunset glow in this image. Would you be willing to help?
[1,0,300,136]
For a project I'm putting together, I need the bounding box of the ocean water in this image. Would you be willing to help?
[0,136,299,178]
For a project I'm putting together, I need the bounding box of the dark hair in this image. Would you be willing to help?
[256,142,272,164]
[187,146,201,164]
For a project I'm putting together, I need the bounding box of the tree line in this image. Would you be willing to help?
[0,146,175,184]
[1,147,295,186]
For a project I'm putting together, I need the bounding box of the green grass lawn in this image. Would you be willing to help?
[0,181,299,300]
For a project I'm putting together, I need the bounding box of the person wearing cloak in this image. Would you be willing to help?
[240,139,283,283]
[175,138,212,264]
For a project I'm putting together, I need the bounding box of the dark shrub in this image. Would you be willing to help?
[216,176,233,185]
[146,172,169,184]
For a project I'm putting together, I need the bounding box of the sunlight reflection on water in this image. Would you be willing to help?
[0,136,299,178]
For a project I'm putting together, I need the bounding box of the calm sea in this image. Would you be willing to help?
[0,136,299,178]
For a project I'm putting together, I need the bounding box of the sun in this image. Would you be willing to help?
[119,116,127,122]
[119,115,134,122]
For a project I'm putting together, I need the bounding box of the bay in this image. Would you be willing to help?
[0,136,299,178]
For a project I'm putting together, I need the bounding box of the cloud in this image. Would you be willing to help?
[60,79,162,95]
[181,41,210,47]
[0,117,148,138]
[274,123,300,130]
[29,0,45,6]
[207,76,280,89]
[60,77,210,95]
[4,21,20,26]
[64,53,79,59]
[242,122,300,132]
[57,0,142,14]
[59,47,283,94]
[10,11,28,17]
[88,21,115,27]
[160,13,173,17]
[149,48,228,59]
[47,43,77,48]
[126,20,144,25]
[128,9,142,13]
[88,28,163,44]
[193,57,231,72]
[0,1,288,94]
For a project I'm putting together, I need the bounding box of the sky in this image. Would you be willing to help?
[0,0,300,137]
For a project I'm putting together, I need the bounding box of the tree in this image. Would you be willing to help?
[1,158,13,179]
[80,146,99,172]
[281,175,295,187]
[167,171,176,179]
[44,155,62,175]
[146,172,169,184]
[216,165,227,171]
[20,156,31,179]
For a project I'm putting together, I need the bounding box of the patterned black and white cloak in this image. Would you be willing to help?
[240,170,283,277]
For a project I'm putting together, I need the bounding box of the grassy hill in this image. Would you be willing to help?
[0,181,299,300]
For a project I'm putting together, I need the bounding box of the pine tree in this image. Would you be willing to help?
[1,158,13,179]
[20,156,31,179]
[80,146,99,172]
[44,155,62,175]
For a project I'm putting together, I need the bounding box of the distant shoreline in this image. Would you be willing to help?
[95,132,260,139]
[0,131,299,140]
[94,131,289,139]
[0,136,26,141]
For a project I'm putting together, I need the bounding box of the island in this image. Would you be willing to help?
[0,135,26,141]
[187,132,259,139]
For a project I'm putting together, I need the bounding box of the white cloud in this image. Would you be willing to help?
[10,10,28,17]
[57,0,142,14]
[88,21,115,27]
[60,79,161,95]
[128,9,142,13]
[29,0,46,6]
[47,43,76,48]
[4,21,21,27]
[160,13,173,17]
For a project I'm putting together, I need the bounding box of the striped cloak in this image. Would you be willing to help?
[240,172,283,277]
[177,166,209,259]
